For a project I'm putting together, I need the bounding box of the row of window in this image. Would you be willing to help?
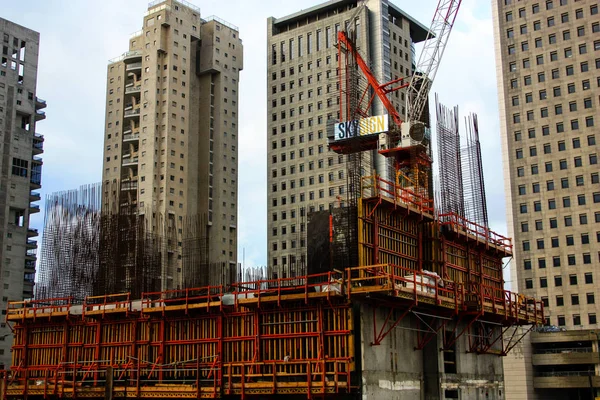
[508,20,599,41]
[516,154,598,177]
[522,215,599,233]
[524,246,599,269]
[512,57,600,79]
[549,293,594,307]
[516,135,596,157]
[551,314,597,327]
[518,173,599,197]
[506,2,598,22]
[522,233,600,251]
[519,193,600,214]
[508,38,600,59]
[525,271,593,289]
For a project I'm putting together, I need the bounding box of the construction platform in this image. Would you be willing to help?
[2,265,543,400]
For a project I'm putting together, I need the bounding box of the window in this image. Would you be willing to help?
[549,199,556,209]
[573,315,581,326]
[534,20,541,31]
[547,180,555,190]
[535,38,543,49]
[557,316,566,327]
[570,275,578,285]
[540,277,547,288]
[525,279,533,289]
[553,86,561,97]
[552,69,559,79]
[550,51,558,61]
[588,293,596,304]
[585,273,594,284]
[538,258,546,268]
[566,65,574,75]
[11,158,28,177]
[589,314,597,325]
[524,259,532,270]
[556,296,564,306]
[555,275,562,286]
[555,104,562,114]
[552,237,559,247]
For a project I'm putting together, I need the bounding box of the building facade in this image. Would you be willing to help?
[102,0,242,290]
[493,1,600,398]
[266,0,428,279]
[0,18,44,369]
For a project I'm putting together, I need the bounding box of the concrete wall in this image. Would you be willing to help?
[359,302,505,400]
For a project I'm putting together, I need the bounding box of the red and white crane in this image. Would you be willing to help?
[332,0,462,153]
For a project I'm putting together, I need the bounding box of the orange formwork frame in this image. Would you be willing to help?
[3,265,542,399]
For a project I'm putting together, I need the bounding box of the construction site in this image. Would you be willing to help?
[1,1,544,399]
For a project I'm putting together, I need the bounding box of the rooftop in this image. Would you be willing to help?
[271,0,429,43]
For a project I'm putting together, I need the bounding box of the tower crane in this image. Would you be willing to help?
[332,0,462,154]
[330,0,462,199]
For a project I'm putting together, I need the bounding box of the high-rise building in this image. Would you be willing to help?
[102,0,242,290]
[0,18,45,369]
[266,0,428,278]
[493,1,600,398]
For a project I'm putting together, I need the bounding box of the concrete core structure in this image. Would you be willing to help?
[493,0,600,398]
[102,0,243,289]
[0,18,44,369]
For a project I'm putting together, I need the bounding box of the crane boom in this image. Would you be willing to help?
[406,0,462,123]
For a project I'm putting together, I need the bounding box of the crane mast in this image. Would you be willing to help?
[406,0,462,124]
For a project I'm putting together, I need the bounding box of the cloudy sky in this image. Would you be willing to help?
[2,0,513,284]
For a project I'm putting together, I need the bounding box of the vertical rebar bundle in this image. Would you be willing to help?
[37,183,217,301]
[435,94,464,217]
[461,113,489,229]
[37,184,102,302]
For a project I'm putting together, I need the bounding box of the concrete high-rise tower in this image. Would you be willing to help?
[493,1,600,398]
[266,0,428,279]
[102,0,243,290]
[0,18,45,369]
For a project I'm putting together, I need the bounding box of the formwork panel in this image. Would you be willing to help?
[359,199,421,271]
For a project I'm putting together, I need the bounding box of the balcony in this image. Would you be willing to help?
[30,179,41,190]
[24,260,35,273]
[27,228,38,238]
[109,50,142,64]
[34,109,46,121]
[122,155,139,167]
[534,373,600,389]
[32,155,43,165]
[121,181,138,191]
[29,204,40,214]
[33,134,44,154]
[25,248,37,259]
[533,348,598,366]
[26,240,37,249]
[126,62,142,71]
[125,84,141,94]
[29,191,40,202]
[123,132,140,142]
[124,108,140,118]
[35,97,47,110]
